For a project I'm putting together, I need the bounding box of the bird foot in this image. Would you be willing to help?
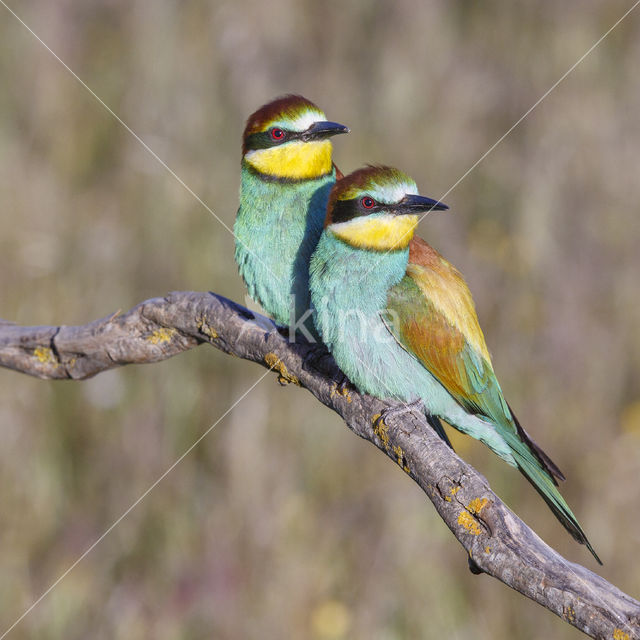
[334,370,352,394]
[301,344,332,373]
[374,403,454,450]
[375,399,425,429]
[329,370,355,401]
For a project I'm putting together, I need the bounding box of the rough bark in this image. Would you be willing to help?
[0,290,638,639]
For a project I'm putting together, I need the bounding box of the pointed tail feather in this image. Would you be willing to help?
[507,402,565,484]
[502,429,602,565]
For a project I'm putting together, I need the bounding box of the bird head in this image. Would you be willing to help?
[242,95,349,180]
[325,166,448,251]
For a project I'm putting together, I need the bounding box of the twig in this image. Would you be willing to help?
[1,290,638,639]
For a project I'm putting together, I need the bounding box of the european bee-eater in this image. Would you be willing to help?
[234,95,348,336]
[309,165,600,563]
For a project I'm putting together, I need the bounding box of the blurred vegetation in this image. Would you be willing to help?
[1,0,639,638]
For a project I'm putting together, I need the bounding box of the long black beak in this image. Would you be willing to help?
[394,193,449,215]
[301,121,350,141]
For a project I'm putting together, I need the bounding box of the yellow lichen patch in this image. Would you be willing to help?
[197,318,218,339]
[484,546,491,554]
[467,497,488,515]
[264,353,300,386]
[147,328,177,345]
[458,511,482,536]
[372,414,390,449]
[445,485,461,502]
[613,630,630,640]
[392,444,410,473]
[34,346,56,365]
[330,384,352,403]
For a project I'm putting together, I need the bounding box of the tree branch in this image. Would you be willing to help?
[0,291,638,639]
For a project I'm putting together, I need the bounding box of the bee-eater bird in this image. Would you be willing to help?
[309,165,600,563]
[234,95,349,336]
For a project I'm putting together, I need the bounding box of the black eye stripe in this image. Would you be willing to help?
[244,128,305,151]
[331,197,383,223]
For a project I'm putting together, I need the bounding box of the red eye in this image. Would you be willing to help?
[270,128,285,140]
[361,196,376,209]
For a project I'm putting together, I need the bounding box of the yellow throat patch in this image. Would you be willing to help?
[330,214,418,251]
[245,140,332,179]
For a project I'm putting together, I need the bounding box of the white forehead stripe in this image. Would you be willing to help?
[272,108,327,133]
[370,179,418,204]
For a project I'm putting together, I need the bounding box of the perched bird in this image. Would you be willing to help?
[234,95,349,335]
[310,165,600,563]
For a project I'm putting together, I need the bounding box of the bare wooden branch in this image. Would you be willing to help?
[1,291,638,639]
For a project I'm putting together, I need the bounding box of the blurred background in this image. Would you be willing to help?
[1,1,639,638]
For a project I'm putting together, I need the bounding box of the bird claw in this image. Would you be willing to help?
[301,344,332,373]
[376,399,424,428]
[374,403,454,450]
[334,370,353,395]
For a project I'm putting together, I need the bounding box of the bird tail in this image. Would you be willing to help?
[500,427,602,565]
[507,402,565,484]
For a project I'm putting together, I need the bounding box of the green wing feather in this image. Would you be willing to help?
[384,238,601,563]
[385,258,512,432]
